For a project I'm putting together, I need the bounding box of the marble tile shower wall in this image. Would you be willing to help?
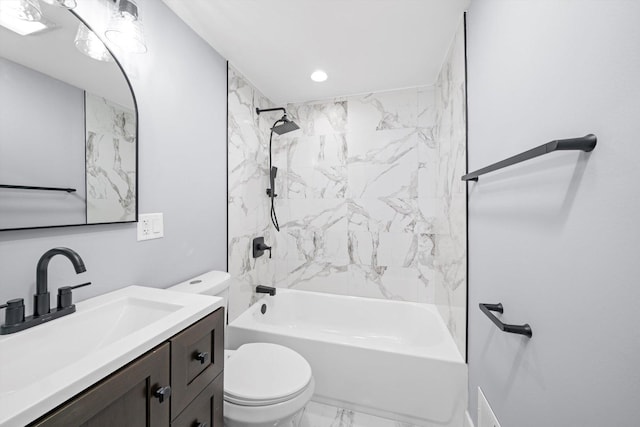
[432,20,467,356]
[270,88,444,306]
[227,66,277,321]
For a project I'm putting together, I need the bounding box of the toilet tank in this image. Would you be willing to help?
[168,270,231,309]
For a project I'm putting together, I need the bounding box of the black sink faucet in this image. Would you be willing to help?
[34,247,86,316]
[0,247,91,335]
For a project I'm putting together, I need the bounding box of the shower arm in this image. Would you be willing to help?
[256,107,287,115]
[258,107,288,133]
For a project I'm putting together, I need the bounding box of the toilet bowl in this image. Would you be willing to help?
[168,271,315,427]
[224,344,315,427]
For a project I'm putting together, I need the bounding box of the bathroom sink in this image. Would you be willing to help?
[0,286,223,427]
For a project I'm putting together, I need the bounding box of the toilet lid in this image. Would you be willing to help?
[224,343,312,406]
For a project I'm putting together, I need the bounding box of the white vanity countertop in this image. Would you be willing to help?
[0,286,223,427]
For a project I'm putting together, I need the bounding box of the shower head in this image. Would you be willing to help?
[271,115,300,135]
[256,106,300,135]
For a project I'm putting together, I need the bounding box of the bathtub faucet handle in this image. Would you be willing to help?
[253,237,272,259]
[263,245,272,259]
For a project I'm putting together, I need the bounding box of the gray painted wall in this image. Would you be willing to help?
[466,1,640,426]
[0,0,227,313]
[0,58,86,229]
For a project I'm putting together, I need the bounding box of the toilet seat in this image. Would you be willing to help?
[224,343,312,407]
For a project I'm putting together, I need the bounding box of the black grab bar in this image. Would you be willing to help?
[462,134,597,181]
[0,184,76,193]
[479,303,532,338]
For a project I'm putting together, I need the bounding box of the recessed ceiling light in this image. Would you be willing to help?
[310,70,328,82]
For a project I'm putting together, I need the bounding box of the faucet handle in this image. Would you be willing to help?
[253,237,273,259]
[70,281,92,290]
[57,282,92,310]
[0,299,25,326]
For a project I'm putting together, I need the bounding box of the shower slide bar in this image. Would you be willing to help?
[479,303,532,338]
[0,184,76,193]
[462,134,597,181]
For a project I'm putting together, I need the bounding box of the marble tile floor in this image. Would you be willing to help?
[294,401,417,427]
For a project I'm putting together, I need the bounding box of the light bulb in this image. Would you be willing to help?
[74,23,113,62]
[104,0,147,54]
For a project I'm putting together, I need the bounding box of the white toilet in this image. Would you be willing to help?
[169,271,315,427]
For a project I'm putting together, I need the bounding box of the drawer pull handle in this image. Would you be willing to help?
[194,351,209,364]
[153,385,172,403]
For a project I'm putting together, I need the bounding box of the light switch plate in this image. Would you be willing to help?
[137,213,164,241]
[478,387,501,427]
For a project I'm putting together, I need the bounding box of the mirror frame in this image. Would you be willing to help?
[0,8,139,232]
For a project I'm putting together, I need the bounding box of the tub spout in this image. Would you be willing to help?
[256,285,276,296]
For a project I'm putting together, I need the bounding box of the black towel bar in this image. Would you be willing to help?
[462,134,597,181]
[479,303,532,338]
[0,184,76,193]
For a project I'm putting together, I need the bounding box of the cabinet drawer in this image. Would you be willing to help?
[171,374,223,427]
[171,307,224,419]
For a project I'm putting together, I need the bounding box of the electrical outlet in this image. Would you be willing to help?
[137,213,164,241]
[478,387,501,427]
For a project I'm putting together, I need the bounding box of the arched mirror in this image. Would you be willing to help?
[0,0,137,230]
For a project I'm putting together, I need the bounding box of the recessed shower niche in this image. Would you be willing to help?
[0,2,137,230]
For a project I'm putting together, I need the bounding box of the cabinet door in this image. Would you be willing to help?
[171,374,223,427]
[30,343,171,427]
[171,308,224,419]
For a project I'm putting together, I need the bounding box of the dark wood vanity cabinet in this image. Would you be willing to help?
[29,308,224,427]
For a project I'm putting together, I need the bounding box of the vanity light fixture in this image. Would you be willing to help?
[104,0,147,54]
[40,0,76,9]
[0,12,49,35]
[0,0,54,35]
[0,0,42,22]
[74,23,113,62]
[310,70,328,82]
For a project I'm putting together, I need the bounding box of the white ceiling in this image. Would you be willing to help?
[161,0,469,104]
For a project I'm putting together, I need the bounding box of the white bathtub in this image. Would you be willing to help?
[228,289,468,427]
